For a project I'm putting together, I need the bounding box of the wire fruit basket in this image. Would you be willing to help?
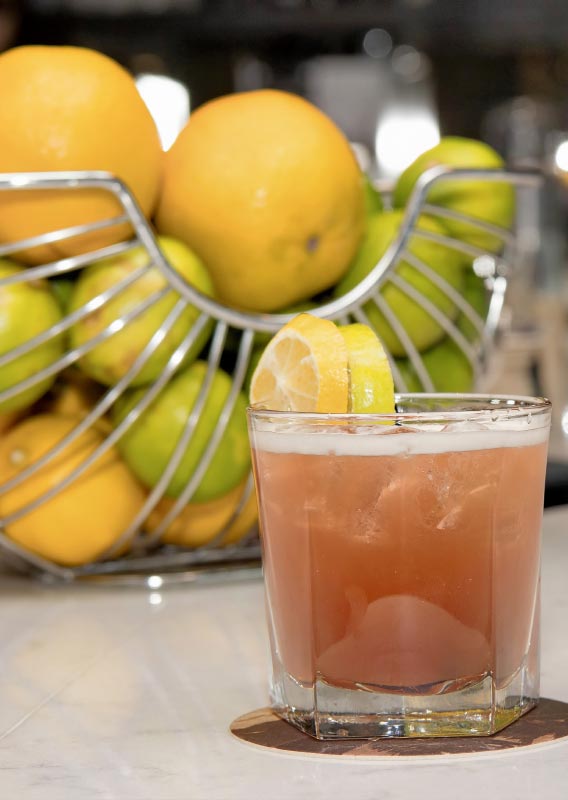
[0,166,543,584]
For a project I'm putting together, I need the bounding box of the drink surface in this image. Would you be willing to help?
[252,423,548,693]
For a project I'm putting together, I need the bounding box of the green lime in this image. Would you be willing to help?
[458,270,489,342]
[393,137,515,254]
[51,277,75,312]
[338,323,395,413]
[394,357,422,393]
[363,175,383,217]
[395,337,474,393]
[113,360,250,502]
[334,210,467,357]
[69,235,215,387]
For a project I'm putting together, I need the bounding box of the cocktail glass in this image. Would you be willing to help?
[247,394,551,739]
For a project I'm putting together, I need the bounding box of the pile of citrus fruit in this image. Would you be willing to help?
[0,44,514,567]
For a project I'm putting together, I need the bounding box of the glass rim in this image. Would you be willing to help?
[247,392,552,425]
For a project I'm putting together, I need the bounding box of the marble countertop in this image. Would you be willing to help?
[1,508,567,800]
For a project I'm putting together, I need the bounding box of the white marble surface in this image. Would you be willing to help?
[0,508,567,800]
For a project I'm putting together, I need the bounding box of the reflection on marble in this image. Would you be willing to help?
[0,509,566,799]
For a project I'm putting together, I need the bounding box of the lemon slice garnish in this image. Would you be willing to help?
[250,314,395,415]
[249,313,349,412]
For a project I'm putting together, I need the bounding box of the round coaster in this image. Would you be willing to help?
[230,699,568,758]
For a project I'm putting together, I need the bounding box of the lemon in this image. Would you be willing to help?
[156,89,365,311]
[249,313,349,412]
[48,372,112,434]
[113,361,250,502]
[249,313,396,415]
[145,478,257,548]
[0,45,162,264]
[0,414,146,566]
[0,410,23,435]
[221,488,258,546]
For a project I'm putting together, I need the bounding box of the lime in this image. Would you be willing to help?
[114,361,250,502]
[395,337,474,393]
[0,260,64,412]
[393,137,515,254]
[363,175,383,217]
[51,277,75,312]
[394,357,422,393]
[339,323,395,413]
[334,210,466,356]
[458,271,489,342]
[69,235,215,387]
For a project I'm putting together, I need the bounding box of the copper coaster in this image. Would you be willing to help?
[230,699,568,758]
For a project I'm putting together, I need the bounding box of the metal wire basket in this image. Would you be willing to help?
[0,166,543,584]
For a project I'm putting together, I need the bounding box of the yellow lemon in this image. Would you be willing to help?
[0,45,162,264]
[0,414,146,566]
[250,314,396,415]
[156,89,365,311]
[250,313,349,412]
[145,478,257,548]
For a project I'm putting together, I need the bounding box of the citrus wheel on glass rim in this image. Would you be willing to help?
[249,313,395,414]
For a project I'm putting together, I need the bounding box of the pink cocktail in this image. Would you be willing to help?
[248,395,551,739]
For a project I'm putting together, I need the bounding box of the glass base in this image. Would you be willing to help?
[271,667,538,740]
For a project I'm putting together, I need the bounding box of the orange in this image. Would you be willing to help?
[0,414,146,566]
[0,46,162,264]
[249,313,349,412]
[156,89,365,312]
[145,478,258,548]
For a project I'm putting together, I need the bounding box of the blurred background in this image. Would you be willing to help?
[3,0,568,501]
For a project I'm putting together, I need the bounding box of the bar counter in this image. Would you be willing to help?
[0,507,567,799]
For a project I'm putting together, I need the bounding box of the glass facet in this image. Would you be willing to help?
[248,394,551,739]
